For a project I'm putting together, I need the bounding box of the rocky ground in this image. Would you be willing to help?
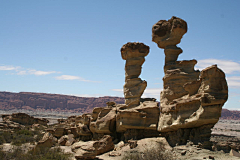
[0,113,240,160]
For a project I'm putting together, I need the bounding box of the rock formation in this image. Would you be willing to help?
[114,42,160,138]
[2,113,49,126]
[152,16,228,148]
[121,42,149,108]
[88,42,160,140]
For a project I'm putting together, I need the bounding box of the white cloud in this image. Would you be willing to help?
[0,65,19,71]
[28,70,58,76]
[16,70,27,75]
[112,88,162,101]
[55,75,100,83]
[227,76,240,87]
[196,59,240,74]
[0,65,59,76]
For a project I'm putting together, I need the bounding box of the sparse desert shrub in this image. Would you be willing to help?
[122,142,173,160]
[0,128,44,146]
[0,146,71,160]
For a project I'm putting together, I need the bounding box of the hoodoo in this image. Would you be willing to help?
[152,16,228,148]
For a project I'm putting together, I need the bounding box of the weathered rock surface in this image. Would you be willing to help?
[58,134,75,146]
[72,135,114,160]
[121,42,149,108]
[2,113,49,126]
[90,107,117,134]
[36,132,56,148]
[152,16,228,148]
[116,100,159,133]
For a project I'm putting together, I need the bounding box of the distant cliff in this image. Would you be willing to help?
[0,92,238,120]
[0,92,124,113]
[221,108,240,120]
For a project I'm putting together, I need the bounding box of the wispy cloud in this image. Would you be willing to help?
[227,76,240,87]
[0,65,19,71]
[0,65,59,76]
[55,75,101,83]
[28,70,58,76]
[196,59,240,74]
[112,88,162,100]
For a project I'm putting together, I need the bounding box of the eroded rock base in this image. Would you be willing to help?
[163,124,214,149]
[122,129,159,141]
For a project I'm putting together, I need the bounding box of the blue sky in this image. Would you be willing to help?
[0,0,240,110]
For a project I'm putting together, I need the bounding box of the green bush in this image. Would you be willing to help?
[0,147,71,160]
[0,128,44,146]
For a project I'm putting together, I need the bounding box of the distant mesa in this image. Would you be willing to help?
[0,91,124,113]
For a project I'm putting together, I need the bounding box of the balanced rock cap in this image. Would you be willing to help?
[121,42,149,60]
[152,16,187,49]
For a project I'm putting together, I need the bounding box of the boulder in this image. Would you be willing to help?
[229,149,240,157]
[54,127,66,138]
[36,132,55,148]
[72,135,114,159]
[58,134,75,146]
[90,107,116,134]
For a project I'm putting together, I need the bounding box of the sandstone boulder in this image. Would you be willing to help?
[90,107,116,134]
[72,135,114,160]
[58,134,75,146]
[36,132,56,148]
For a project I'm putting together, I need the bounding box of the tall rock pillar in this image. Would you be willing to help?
[121,42,149,108]
[152,16,228,148]
[116,42,160,139]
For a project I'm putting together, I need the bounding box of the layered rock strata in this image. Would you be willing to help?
[116,100,160,135]
[121,42,149,108]
[152,16,228,148]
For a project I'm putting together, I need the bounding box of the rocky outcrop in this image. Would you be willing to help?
[121,42,149,108]
[152,16,228,148]
[2,113,49,126]
[107,42,161,140]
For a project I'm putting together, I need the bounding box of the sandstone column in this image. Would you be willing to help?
[152,16,228,148]
[121,42,149,108]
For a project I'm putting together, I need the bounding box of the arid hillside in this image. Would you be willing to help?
[0,92,124,113]
[221,108,240,120]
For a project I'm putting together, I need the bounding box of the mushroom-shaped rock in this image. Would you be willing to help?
[152,16,187,49]
[121,42,149,108]
[153,17,228,149]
